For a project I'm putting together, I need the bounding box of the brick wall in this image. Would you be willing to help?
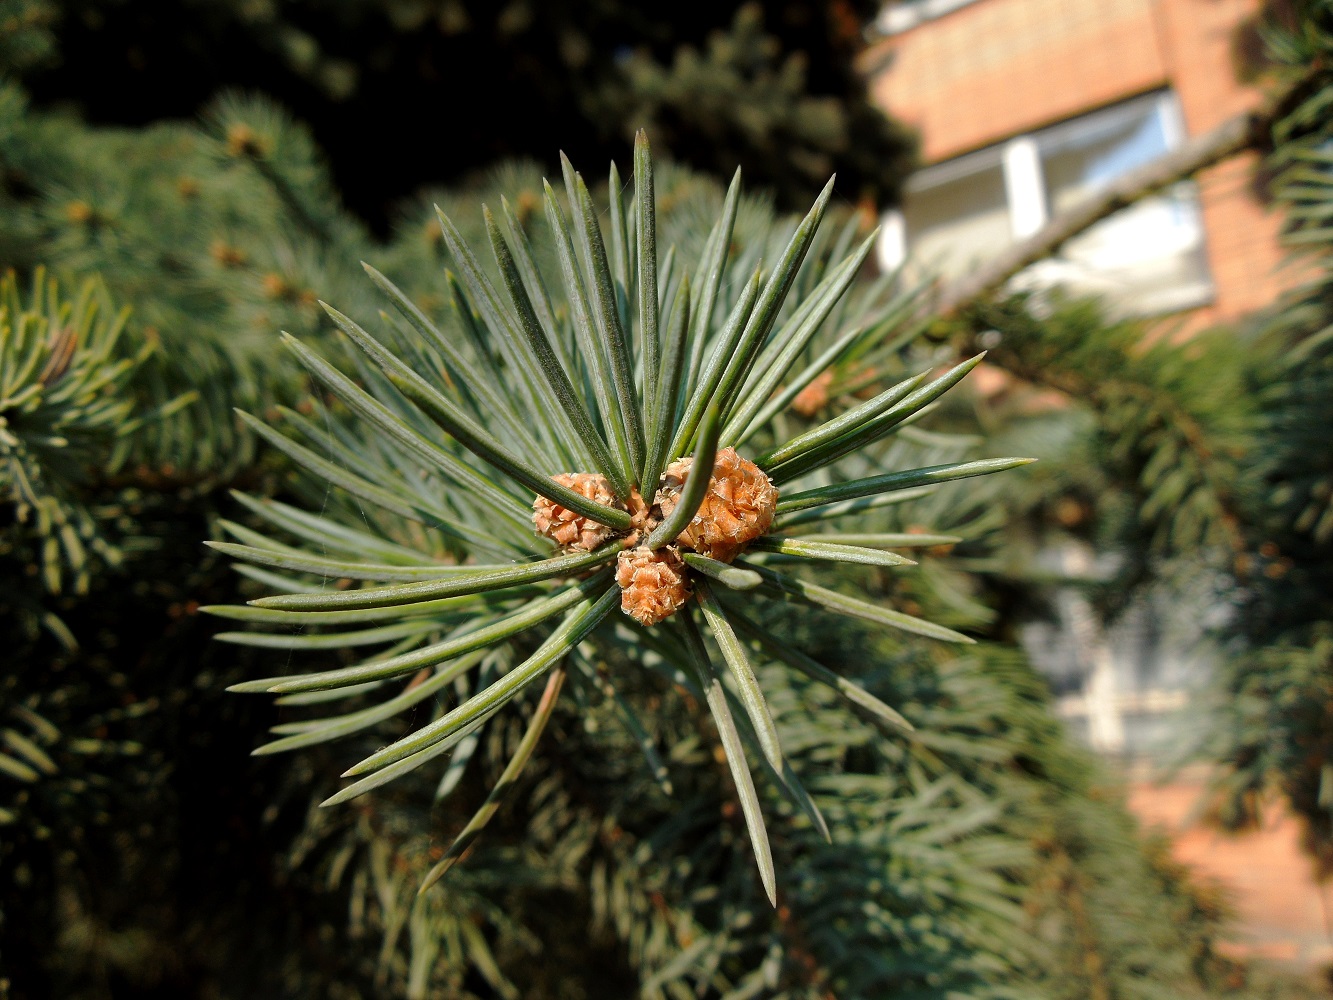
[866,0,1168,161]
[1127,768,1333,968]
[864,0,1298,325]
[1158,0,1292,324]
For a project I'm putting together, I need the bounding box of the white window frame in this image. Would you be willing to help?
[1002,136,1045,238]
[872,0,987,38]
[877,90,1213,314]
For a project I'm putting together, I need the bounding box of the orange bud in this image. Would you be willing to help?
[658,448,778,563]
[533,473,621,551]
[616,547,689,626]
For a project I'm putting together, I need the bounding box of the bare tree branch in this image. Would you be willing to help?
[935,107,1267,315]
[933,60,1330,316]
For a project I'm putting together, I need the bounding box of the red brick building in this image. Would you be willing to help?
[861,0,1292,327]
[860,3,1332,968]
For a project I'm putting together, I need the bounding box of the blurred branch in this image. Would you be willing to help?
[936,65,1323,315]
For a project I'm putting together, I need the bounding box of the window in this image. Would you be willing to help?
[879,91,1214,317]
[890,145,1012,283]
[872,0,987,37]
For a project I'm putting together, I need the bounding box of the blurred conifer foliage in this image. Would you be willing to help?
[0,0,54,73]
[18,0,916,227]
[0,3,1329,999]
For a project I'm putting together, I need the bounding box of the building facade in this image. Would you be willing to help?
[862,0,1291,326]
[860,3,1333,965]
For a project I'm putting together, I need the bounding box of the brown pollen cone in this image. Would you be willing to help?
[658,447,779,563]
[790,370,833,417]
[623,487,651,546]
[616,547,690,626]
[533,473,621,551]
